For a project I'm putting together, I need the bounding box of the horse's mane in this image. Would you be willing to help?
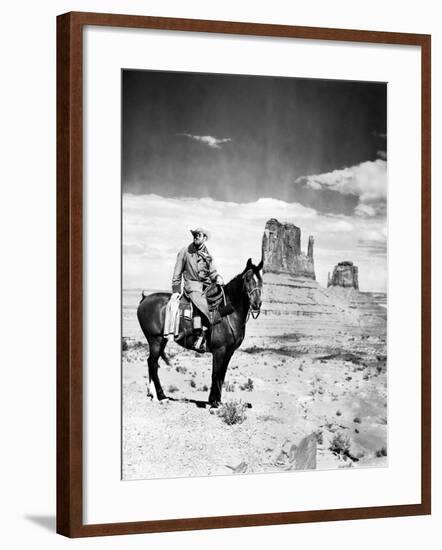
[224,272,244,300]
[223,261,262,304]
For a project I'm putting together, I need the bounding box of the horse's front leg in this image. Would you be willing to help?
[208,346,235,408]
[208,347,225,408]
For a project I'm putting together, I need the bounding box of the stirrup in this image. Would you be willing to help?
[193,334,206,353]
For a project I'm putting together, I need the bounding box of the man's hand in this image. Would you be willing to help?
[215,275,224,286]
[171,292,180,300]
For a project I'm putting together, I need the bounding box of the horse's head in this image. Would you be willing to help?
[242,258,263,316]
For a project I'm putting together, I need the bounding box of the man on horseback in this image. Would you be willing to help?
[171,227,224,351]
[139,256,263,405]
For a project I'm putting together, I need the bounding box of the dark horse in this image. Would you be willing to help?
[137,258,263,407]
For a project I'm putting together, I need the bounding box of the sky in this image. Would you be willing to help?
[122,70,387,291]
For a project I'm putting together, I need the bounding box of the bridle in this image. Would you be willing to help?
[243,271,262,320]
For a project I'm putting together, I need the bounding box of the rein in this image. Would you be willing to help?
[248,307,261,320]
[220,271,262,341]
[246,286,262,320]
[221,286,236,339]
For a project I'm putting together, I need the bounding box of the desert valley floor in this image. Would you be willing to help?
[122,284,387,480]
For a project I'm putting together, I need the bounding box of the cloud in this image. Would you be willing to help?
[296,159,387,218]
[123,193,387,292]
[178,133,232,149]
[304,180,322,191]
[357,239,387,257]
[354,204,376,217]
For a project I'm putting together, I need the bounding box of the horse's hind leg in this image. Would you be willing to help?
[147,336,167,401]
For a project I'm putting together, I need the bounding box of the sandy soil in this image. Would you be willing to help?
[122,297,387,480]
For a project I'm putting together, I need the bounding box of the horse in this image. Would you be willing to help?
[137,258,263,408]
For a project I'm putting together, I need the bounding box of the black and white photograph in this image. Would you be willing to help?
[122,69,388,481]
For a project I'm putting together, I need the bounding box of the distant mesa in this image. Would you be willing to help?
[259,220,384,328]
[328,261,359,290]
[262,218,315,280]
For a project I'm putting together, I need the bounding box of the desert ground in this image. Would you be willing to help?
[122,286,387,480]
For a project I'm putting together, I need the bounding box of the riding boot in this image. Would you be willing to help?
[193,327,207,353]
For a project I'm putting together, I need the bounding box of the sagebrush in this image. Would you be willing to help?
[218,400,247,425]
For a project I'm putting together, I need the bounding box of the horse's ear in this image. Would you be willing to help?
[246,258,252,269]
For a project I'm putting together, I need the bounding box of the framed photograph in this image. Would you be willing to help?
[57,12,431,537]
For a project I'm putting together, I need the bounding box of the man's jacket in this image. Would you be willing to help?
[172,243,218,294]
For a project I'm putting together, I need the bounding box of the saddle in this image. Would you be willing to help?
[204,282,224,312]
[174,285,234,347]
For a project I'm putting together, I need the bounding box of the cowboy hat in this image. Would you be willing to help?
[190,227,210,239]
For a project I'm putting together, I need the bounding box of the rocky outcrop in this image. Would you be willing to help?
[261,220,335,320]
[262,218,315,279]
[258,221,384,334]
[328,261,359,290]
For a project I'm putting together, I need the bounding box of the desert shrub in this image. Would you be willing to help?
[223,380,235,392]
[240,378,254,391]
[198,384,209,392]
[167,385,179,393]
[175,365,187,374]
[353,416,362,424]
[336,410,342,417]
[189,379,196,388]
[132,341,145,349]
[376,446,387,457]
[218,400,247,425]
[329,432,351,456]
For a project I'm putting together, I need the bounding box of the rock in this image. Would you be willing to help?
[328,261,359,289]
[262,218,315,279]
[294,433,317,470]
[229,461,248,474]
[307,235,314,259]
[257,219,384,331]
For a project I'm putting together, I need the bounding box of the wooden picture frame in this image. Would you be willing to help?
[57,11,431,537]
